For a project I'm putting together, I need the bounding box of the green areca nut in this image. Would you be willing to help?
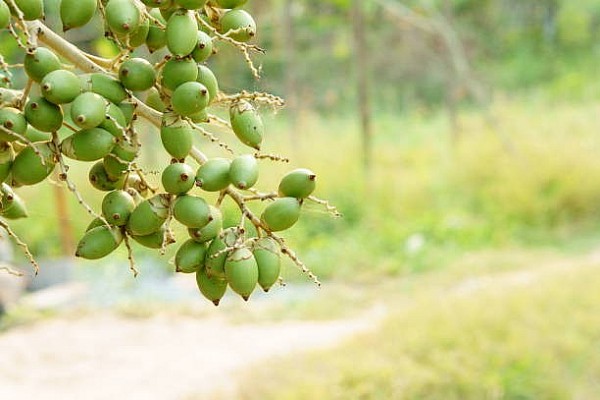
[175,239,207,273]
[60,0,97,31]
[230,100,263,150]
[0,1,10,28]
[215,0,248,8]
[253,237,281,292]
[196,65,219,103]
[105,0,141,35]
[220,9,256,42]
[0,108,27,142]
[196,268,227,306]
[160,117,193,159]
[229,154,259,189]
[61,128,116,161]
[162,162,195,195]
[126,194,170,236]
[24,97,64,133]
[71,92,107,129]
[89,161,124,191]
[188,205,222,243]
[160,58,197,92]
[12,0,44,20]
[146,9,167,53]
[24,47,61,83]
[75,225,124,260]
[173,194,211,228]
[41,69,81,105]
[0,144,14,183]
[166,9,198,56]
[102,190,136,226]
[171,81,209,117]
[11,143,56,186]
[225,247,258,301]
[119,58,156,91]
[195,158,230,192]
[192,31,213,62]
[261,197,301,232]
[278,168,317,198]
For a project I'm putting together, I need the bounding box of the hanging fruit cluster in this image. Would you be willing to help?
[0,0,340,305]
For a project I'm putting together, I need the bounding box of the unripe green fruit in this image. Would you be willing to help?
[205,227,238,278]
[162,162,195,195]
[119,58,156,92]
[0,1,9,28]
[71,92,107,129]
[145,87,166,112]
[160,58,197,92]
[175,0,206,9]
[261,197,301,232]
[89,161,124,191]
[124,18,150,48]
[175,239,207,273]
[225,247,258,301]
[103,153,128,180]
[12,0,43,20]
[131,225,171,249]
[195,157,230,192]
[24,97,64,133]
[60,0,97,31]
[188,205,222,243]
[118,102,135,125]
[102,190,135,226]
[253,237,281,292]
[126,194,170,236]
[111,137,139,162]
[220,9,256,42]
[171,81,209,117]
[0,183,27,220]
[278,168,317,198]
[84,73,128,104]
[166,10,198,57]
[24,47,61,83]
[105,0,141,35]
[160,4,175,19]
[75,225,123,260]
[0,107,27,141]
[230,100,263,150]
[196,268,227,306]
[215,0,248,8]
[99,102,127,138]
[41,69,81,104]
[24,127,51,142]
[192,31,213,62]
[11,143,56,186]
[196,65,219,104]
[229,154,258,189]
[189,108,208,123]
[160,118,193,159]
[141,0,168,7]
[61,128,116,161]
[146,9,167,53]
[0,143,14,183]
[173,195,211,228]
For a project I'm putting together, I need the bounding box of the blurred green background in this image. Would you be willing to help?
[4,0,600,399]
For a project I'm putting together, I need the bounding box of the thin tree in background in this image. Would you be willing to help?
[352,0,374,174]
[282,0,299,145]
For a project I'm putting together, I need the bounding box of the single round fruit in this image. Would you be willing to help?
[13,0,44,20]
[173,195,211,228]
[253,237,281,292]
[171,81,209,117]
[225,247,258,301]
[205,227,238,279]
[175,0,206,9]
[278,168,317,198]
[41,69,81,104]
[161,162,195,195]
[160,58,197,92]
[86,73,128,104]
[145,87,166,112]
[105,0,141,35]
[24,47,61,83]
[175,239,207,273]
[24,97,64,132]
[229,154,258,189]
[60,0,97,31]
[131,225,171,249]
[126,194,170,236]
[0,1,10,28]
[75,225,123,260]
[71,92,107,129]
[160,118,193,159]
[0,184,28,220]
[0,143,14,183]
[102,153,128,181]
[195,158,230,192]
[102,190,136,226]
[196,268,227,306]
[124,17,150,48]
[99,102,127,138]
[89,161,124,191]
[188,206,222,243]
[0,108,27,142]
[220,9,256,42]
[215,0,248,8]
[119,58,156,91]
[146,9,167,53]
[166,9,198,56]
[191,31,213,62]
[61,128,116,161]
[230,100,263,150]
[11,143,56,186]
[261,197,301,232]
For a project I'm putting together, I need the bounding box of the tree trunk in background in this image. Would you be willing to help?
[282,0,299,144]
[442,0,460,143]
[352,0,373,175]
[53,181,74,256]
